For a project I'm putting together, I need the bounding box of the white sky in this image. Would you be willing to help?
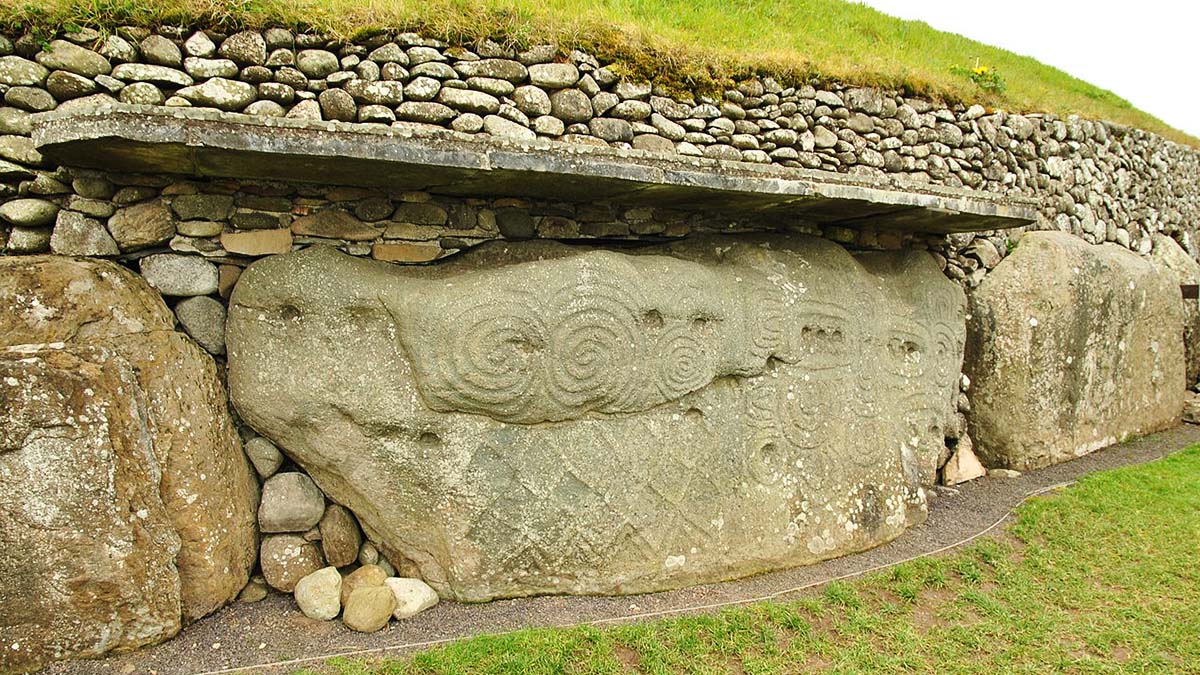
[855,0,1200,138]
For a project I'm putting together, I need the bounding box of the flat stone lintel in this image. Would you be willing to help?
[32,105,1038,233]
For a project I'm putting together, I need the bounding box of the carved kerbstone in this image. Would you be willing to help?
[228,235,965,601]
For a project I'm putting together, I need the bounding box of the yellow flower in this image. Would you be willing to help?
[973,66,990,75]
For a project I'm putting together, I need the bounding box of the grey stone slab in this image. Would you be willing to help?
[31,105,1038,233]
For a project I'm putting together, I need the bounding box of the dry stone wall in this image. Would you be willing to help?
[0,25,1197,270]
[0,21,1196,673]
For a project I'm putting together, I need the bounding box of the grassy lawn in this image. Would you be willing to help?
[3,0,1196,147]
[294,445,1200,674]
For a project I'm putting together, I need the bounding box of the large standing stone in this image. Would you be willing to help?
[1150,234,1200,385]
[105,330,259,621]
[965,232,1184,470]
[228,235,965,601]
[0,346,183,673]
[0,257,258,672]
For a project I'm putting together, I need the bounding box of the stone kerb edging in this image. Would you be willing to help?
[31,104,1040,233]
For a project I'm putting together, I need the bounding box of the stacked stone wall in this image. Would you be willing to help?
[0,25,1197,275]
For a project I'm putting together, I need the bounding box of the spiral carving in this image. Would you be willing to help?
[778,380,826,449]
[434,291,547,419]
[545,278,646,411]
[930,324,960,390]
[654,323,712,400]
[744,272,787,364]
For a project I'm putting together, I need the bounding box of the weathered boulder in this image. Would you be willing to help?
[260,534,323,592]
[259,471,326,533]
[342,586,396,633]
[106,329,259,622]
[319,504,363,567]
[340,564,389,607]
[965,232,1184,471]
[1184,392,1200,424]
[228,235,965,601]
[294,567,342,621]
[1150,234,1200,385]
[0,346,182,673]
[244,435,284,478]
[0,256,258,672]
[385,578,440,619]
[107,200,176,252]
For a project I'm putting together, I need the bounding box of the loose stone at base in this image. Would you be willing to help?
[294,567,342,621]
[342,586,397,633]
[385,578,440,619]
[340,564,389,607]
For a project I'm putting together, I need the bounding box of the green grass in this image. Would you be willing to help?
[1,0,1197,147]
[291,445,1200,674]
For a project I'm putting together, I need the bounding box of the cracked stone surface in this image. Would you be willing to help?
[0,256,258,674]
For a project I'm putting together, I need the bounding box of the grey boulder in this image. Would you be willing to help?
[259,472,326,533]
[965,231,1184,470]
[228,235,965,601]
[36,39,112,77]
[1150,234,1200,385]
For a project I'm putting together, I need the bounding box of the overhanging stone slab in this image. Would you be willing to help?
[31,105,1038,233]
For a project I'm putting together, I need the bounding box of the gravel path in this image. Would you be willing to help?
[46,424,1200,675]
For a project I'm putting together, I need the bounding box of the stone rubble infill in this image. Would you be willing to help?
[38,424,1200,675]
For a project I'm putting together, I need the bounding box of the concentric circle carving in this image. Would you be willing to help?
[438,291,547,418]
[654,323,712,400]
[546,278,646,411]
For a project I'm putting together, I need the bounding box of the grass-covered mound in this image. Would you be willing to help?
[4,0,1194,146]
